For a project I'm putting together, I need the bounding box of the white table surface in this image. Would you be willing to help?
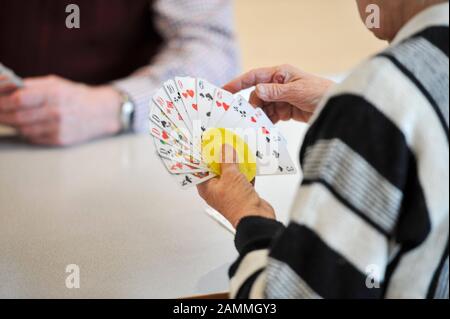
[0,122,306,298]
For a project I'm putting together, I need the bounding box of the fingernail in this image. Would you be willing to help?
[274,73,286,84]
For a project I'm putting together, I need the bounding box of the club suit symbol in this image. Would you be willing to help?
[161,121,170,129]
[182,176,193,186]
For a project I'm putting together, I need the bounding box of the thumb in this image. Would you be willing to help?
[220,144,240,177]
[255,83,290,102]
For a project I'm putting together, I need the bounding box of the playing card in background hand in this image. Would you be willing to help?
[149,76,297,189]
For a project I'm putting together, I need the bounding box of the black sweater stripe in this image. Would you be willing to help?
[234,269,264,299]
[301,94,432,241]
[301,95,410,193]
[394,153,432,250]
[414,26,449,57]
[229,217,285,278]
[427,240,449,298]
[383,153,433,293]
[269,223,383,299]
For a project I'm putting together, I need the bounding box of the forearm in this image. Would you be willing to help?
[113,0,240,133]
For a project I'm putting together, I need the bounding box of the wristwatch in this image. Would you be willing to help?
[119,92,135,133]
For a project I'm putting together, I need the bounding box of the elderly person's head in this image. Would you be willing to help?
[356,0,448,41]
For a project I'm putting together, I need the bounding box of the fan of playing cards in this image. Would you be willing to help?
[150,77,297,189]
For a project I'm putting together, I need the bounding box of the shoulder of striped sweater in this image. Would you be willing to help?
[311,54,404,124]
[336,25,446,95]
[313,26,448,126]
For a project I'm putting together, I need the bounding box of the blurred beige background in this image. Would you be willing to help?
[235,0,387,75]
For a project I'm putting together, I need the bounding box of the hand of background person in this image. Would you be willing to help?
[224,64,335,123]
[0,75,122,146]
[197,146,275,229]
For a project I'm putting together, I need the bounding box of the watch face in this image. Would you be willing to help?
[121,99,135,132]
[123,101,134,114]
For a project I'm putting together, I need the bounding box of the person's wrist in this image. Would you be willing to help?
[313,78,335,105]
[95,86,123,135]
[231,201,276,229]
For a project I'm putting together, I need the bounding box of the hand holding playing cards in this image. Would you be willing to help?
[0,75,122,146]
[197,146,275,229]
[151,76,297,190]
[224,65,335,123]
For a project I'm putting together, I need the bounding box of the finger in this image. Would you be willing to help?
[0,75,19,95]
[19,121,58,138]
[255,82,297,103]
[0,107,55,126]
[276,104,293,122]
[262,104,275,118]
[249,90,265,108]
[269,113,280,124]
[197,178,218,198]
[26,135,57,146]
[0,74,18,95]
[223,66,279,93]
[292,108,313,123]
[0,83,18,96]
[26,130,65,146]
[0,89,46,112]
[220,144,240,176]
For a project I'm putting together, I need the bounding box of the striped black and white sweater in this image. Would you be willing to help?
[230,3,449,299]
